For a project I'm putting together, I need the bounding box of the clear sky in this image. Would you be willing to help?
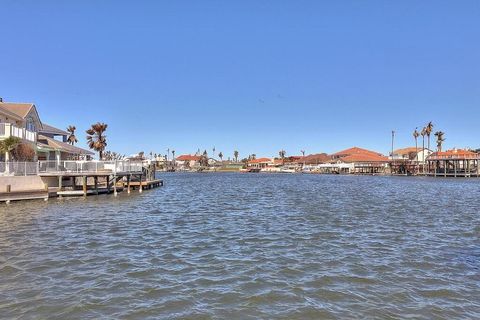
[1,0,479,159]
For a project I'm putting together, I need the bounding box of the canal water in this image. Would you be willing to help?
[1,173,479,319]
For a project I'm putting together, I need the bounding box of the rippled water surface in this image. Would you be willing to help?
[1,173,480,319]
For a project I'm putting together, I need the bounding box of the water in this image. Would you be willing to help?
[1,173,479,319]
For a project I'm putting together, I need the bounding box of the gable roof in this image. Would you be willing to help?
[40,123,69,136]
[0,102,35,119]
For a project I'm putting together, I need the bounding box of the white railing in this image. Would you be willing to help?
[38,160,144,174]
[0,162,39,176]
[0,160,146,176]
[0,123,37,142]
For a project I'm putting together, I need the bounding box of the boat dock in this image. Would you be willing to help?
[1,160,163,204]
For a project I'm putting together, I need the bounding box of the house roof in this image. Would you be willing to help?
[302,153,332,164]
[248,157,272,164]
[37,135,94,155]
[393,147,431,155]
[331,147,383,157]
[0,102,35,119]
[176,155,202,161]
[40,123,69,136]
[338,153,389,163]
[429,149,480,160]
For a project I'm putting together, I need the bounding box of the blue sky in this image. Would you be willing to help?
[1,1,479,159]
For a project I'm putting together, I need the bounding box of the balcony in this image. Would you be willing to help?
[0,123,37,143]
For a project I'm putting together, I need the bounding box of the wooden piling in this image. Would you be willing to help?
[82,176,87,197]
[94,176,99,195]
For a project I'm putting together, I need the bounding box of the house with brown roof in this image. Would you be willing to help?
[0,98,93,163]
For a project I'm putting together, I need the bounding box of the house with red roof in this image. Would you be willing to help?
[175,154,202,169]
[426,149,480,177]
[312,147,389,174]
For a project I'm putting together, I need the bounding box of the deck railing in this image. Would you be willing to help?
[0,162,39,176]
[0,160,146,176]
[0,123,37,142]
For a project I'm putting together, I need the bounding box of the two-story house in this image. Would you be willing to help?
[0,98,93,162]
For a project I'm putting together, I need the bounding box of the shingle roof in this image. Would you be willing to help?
[37,135,94,155]
[40,123,69,136]
[0,102,35,119]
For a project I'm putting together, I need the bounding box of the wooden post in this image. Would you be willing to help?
[58,176,63,191]
[71,177,75,190]
[127,175,131,194]
[454,160,457,178]
[139,174,143,193]
[82,176,87,197]
[6,185,11,193]
[113,175,117,196]
[107,176,111,193]
[94,176,99,195]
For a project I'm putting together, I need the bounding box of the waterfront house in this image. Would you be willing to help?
[247,158,272,169]
[0,99,93,163]
[426,149,480,177]
[0,100,40,161]
[390,147,433,174]
[175,154,202,169]
[317,147,389,174]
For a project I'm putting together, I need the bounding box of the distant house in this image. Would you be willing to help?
[391,147,432,163]
[318,147,389,174]
[175,154,202,168]
[247,157,272,169]
[0,99,93,162]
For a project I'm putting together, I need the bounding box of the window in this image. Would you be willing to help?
[26,117,36,131]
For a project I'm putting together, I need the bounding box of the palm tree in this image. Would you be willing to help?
[171,150,175,168]
[212,147,216,160]
[234,150,239,163]
[218,152,223,162]
[86,122,108,160]
[413,128,420,162]
[0,136,20,162]
[425,121,434,152]
[434,131,445,152]
[279,150,286,165]
[301,150,306,167]
[66,125,78,145]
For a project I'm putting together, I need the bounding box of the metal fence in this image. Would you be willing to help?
[0,162,39,176]
[0,160,145,176]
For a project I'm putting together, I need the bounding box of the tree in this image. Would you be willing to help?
[218,152,223,162]
[103,151,124,161]
[234,150,239,162]
[434,131,445,152]
[0,136,21,162]
[279,150,286,164]
[413,128,420,162]
[66,125,78,145]
[426,121,434,152]
[86,122,108,160]
[12,143,36,161]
